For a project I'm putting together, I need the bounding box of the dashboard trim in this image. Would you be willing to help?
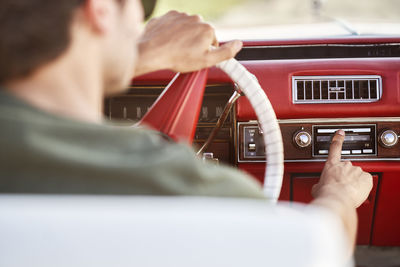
[277,117,400,124]
[237,117,400,163]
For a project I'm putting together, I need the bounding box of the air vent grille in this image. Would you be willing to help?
[292,76,382,104]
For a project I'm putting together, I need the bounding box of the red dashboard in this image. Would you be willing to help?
[109,36,400,246]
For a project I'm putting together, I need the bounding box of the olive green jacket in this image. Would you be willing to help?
[0,90,264,199]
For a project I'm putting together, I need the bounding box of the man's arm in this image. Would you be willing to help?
[134,11,243,76]
[311,130,373,253]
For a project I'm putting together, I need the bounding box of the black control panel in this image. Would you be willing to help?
[242,126,265,160]
[312,125,377,157]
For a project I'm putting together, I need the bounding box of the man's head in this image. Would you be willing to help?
[0,0,144,94]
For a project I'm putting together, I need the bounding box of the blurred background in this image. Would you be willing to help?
[150,0,400,40]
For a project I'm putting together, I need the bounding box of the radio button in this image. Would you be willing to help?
[363,149,373,154]
[341,150,351,155]
[380,130,398,148]
[352,150,362,154]
[319,150,329,155]
[248,143,256,152]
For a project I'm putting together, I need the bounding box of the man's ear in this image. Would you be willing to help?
[83,0,117,34]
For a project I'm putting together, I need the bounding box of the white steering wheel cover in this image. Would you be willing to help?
[217,59,284,202]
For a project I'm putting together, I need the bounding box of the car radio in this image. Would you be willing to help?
[238,119,400,162]
[312,125,376,157]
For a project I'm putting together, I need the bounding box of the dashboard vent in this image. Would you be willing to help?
[292,75,382,104]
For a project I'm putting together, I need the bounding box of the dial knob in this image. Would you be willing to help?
[294,131,312,148]
[380,130,398,147]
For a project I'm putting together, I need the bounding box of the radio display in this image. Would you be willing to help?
[313,125,377,157]
[316,135,371,142]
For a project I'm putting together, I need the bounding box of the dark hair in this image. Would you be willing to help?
[0,0,84,84]
[0,0,157,84]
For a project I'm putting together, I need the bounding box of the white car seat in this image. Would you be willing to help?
[0,195,352,267]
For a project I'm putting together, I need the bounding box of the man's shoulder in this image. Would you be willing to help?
[0,90,185,163]
[0,90,264,198]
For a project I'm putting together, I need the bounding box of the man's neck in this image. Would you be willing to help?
[6,54,104,124]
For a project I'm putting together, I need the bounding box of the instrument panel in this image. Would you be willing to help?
[104,84,236,165]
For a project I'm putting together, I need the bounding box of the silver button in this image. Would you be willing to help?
[319,150,329,154]
[363,149,373,154]
[380,130,398,147]
[248,143,256,151]
[294,131,312,148]
[341,150,351,155]
[352,150,362,154]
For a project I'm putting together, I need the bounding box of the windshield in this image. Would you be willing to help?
[152,0,400,40]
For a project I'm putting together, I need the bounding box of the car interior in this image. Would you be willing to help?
[107,36,400,246]
[1,0,399,266]
[103,36,400,266]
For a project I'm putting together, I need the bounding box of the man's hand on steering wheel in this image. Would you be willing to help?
[134,10,243,76]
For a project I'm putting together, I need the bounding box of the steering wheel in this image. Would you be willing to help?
[139,59,284,202]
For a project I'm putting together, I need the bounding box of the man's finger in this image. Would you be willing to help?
[327,129,345,164]
[205,40,243,67]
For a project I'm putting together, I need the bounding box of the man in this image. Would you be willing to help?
[0,0,372,254]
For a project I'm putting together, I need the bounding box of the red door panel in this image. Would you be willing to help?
[291,175,379,245]
[372,171,400,246]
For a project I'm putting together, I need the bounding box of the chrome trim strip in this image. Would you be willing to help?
[276,117,400,124]
[239,158,400,163]
[317,128,371,133]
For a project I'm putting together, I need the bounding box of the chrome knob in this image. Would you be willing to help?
[294,131,312,148]
[380,130,398,147]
